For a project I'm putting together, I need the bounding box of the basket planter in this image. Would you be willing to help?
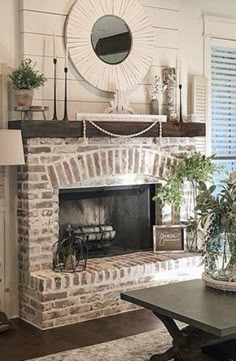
[202,272,236,292]
[15,89,34,108]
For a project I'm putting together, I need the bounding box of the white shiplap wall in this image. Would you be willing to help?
[19,0,181,119]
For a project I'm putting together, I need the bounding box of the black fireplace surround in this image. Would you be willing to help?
[59,184,156,258]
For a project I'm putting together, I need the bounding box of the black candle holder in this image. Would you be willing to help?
[52,58,58,120]
[179,84,183,123]
[62,67,69,121]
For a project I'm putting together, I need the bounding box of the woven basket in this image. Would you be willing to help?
[202,272,236,292]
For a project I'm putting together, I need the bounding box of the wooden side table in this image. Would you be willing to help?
[14,106,49,120]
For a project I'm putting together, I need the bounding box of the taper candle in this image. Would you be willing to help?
[53,31,56,59]
[65,44,68,68]
[179,55,182,84]
[176,54,179,87]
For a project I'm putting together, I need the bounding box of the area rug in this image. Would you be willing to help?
[26,329,172,361]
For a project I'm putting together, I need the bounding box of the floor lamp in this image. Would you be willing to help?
[0,130,25,332]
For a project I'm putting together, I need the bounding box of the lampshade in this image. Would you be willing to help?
[0,130,25,165]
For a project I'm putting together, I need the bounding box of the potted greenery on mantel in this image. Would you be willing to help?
[153,152,219,251]
[9,59,46,108]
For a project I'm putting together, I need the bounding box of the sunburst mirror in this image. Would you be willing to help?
[65,0,154,92]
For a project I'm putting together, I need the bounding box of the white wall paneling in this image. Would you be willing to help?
[141,0,180,11]
[145,7,179,30]
[28,55,169,85]
[22,32,179,59]
[20,11,66,36]
[20,0,181,14]
[20,0,180,114]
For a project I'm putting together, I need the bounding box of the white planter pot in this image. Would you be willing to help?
[151,99,159,115]
[15,89,34,108]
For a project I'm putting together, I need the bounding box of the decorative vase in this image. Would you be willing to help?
[202,232,236,292]
[151,99,159,115]
[162,67,177,121]
[15,89,34,108]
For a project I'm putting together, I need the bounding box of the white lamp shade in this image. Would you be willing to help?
[0,130,25,165]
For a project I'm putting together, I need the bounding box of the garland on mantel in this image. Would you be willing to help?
[83,119,163,139]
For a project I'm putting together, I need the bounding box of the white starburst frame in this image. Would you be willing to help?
[65,0,155,93]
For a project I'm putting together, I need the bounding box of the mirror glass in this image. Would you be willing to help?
[91,15,132,65]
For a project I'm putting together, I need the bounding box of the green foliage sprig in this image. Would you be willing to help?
[195,180,236,279]
[9,59,47,90]
[153,153,219,207]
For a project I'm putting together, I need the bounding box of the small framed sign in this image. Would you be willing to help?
[153,225,185,252]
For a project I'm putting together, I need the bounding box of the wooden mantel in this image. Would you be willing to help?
[8,120,205,138]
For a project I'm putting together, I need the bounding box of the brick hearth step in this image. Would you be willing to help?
[19,252,201,329]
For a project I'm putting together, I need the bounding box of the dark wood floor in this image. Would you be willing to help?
[0,309,162,361]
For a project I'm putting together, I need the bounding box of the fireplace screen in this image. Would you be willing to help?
[56,184,156,270]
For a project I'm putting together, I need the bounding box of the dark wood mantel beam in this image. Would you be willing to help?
[8,120,205,138]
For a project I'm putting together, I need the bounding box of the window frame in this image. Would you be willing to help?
[204,16,236,157]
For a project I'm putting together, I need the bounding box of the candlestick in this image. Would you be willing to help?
[179,84,183,123]
[52,58,58,120]
[62,66,69,121]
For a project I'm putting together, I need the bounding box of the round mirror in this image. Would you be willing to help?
[91,15,132,65]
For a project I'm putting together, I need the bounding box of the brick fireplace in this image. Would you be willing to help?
[17,135,203,329]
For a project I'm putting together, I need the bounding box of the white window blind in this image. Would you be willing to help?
[211,45,236,176]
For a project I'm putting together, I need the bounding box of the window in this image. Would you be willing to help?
[211,44,236,180]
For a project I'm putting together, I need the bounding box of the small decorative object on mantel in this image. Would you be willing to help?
[52,33,70,121]
[195,176,236,293]
[52,31,58,120]
[179,83,183,123]
[104,89,134,114]
[62,44,69,121]
[162,67,177,122]
[14,105,49,120]
[153,225,185,252]
[150,76,167,115]
[9,58,47,108]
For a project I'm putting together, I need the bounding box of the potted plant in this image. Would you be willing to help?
[195,178,236,291]
[150,75,167,115]
[9,58,47,108]
[153,153,219,251]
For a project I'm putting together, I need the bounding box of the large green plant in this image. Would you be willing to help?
[154,153,218,207]
[9,59,47,90]
[195,180,236,281]
[153,153,220,250]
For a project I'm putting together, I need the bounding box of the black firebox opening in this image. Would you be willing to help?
[59,184,156,258]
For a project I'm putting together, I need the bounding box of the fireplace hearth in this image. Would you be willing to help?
[59,184,156,260]
[16,134,205,329]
